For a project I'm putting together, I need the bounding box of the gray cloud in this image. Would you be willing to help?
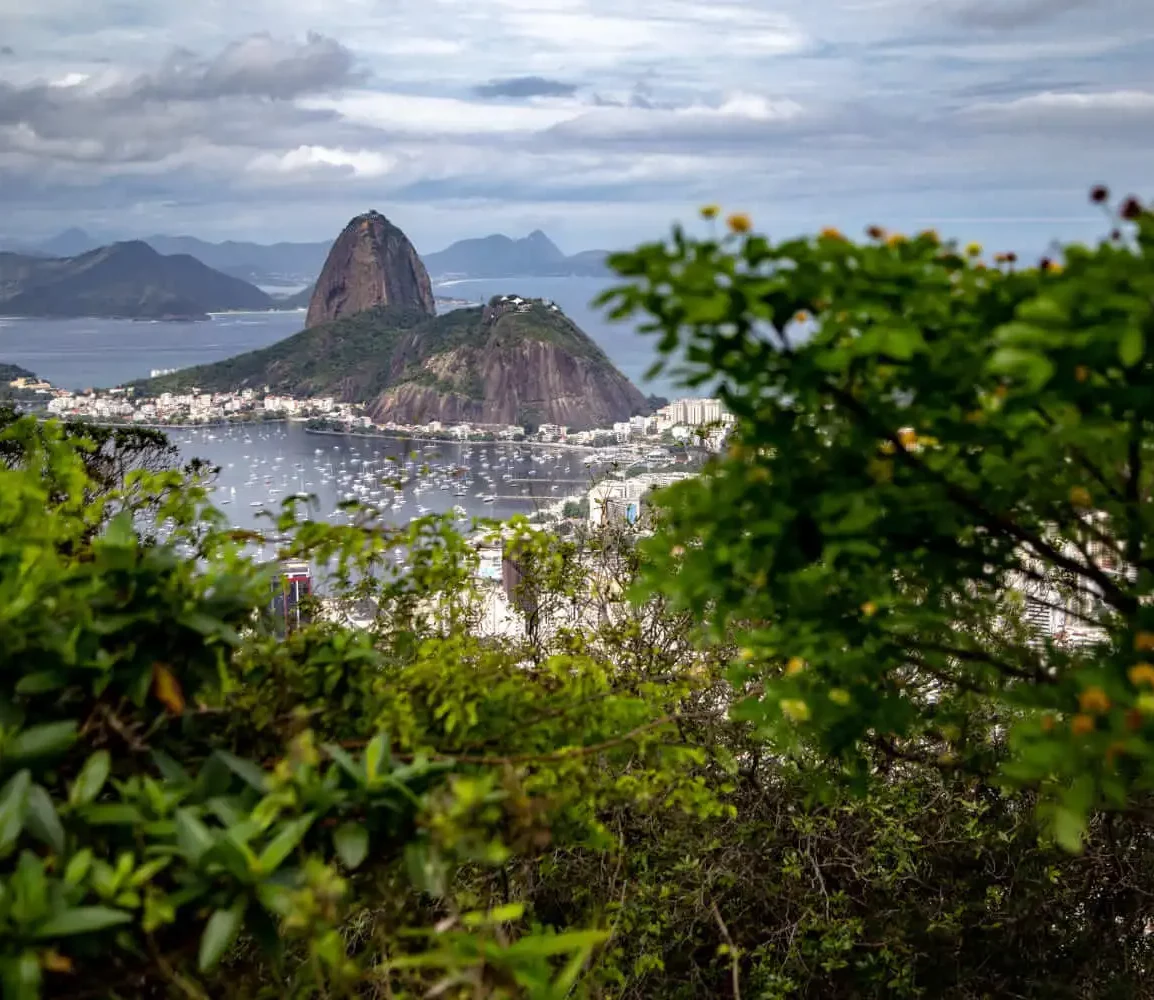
[0,46,14,57]
[0,34,369,174]
[945,0,1098,29]
[121,32,359,102]
[473,76,577,99]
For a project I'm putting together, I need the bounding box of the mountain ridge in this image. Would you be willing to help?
[2,228,612,284]
[0,241,274,320]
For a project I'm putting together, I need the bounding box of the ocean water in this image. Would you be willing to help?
[0,276,688,398]
[168,421,605,535]
[0,312,307,391]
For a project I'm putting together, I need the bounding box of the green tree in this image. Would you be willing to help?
[602,191,1154,848]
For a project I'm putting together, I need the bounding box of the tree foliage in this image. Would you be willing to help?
[602,191,1154,849]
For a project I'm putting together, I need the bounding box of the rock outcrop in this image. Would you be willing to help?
[305,211,435,328]
[368,336,649,431]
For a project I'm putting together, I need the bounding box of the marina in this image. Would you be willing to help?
[167,422,628,535]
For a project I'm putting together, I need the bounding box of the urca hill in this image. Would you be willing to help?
[143,211,651,431]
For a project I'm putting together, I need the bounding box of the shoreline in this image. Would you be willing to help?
[302,426,599,453]
[61,417,290,431]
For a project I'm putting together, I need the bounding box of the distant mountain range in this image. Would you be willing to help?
[0,227,612,286]
[0,242,275,320]
[421,231,610,279]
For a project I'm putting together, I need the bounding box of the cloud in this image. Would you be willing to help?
[961,89,1154,136]
[944,0,1097,29]
[0,46,13,57]
[247,145,397,179]
[121,32,359,102]
[1,0,1153,249]
[474,76,578,99]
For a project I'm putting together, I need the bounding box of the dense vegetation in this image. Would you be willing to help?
[140,306,433,397]
[0,365,37,384]
[4,191,1154,999]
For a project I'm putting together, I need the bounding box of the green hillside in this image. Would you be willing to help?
[0,363,38,383]
[137,299,620,402]
[138,305,431,398]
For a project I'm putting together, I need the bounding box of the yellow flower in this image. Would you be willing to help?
[879,440,897,455]
[726,212,752,234]
[700,204,720,220]
[886,232,907,247]
[1078,686,1111,715]
[820,226,844,240]
[1070,713,1096,736]
[40,951,73,974]
[964,242,982,257]
[897,427,918,449]
[829,688,851,706]
[1068,485,1092,508]
[785,656,806,676]
[1135,631,1154,651]
[861,601,878,617]
[1138,693,1154,716]
[1129,663,1154,687]
[1048,262,1064,274]
[779,698,811,722]
[739,647,755,661]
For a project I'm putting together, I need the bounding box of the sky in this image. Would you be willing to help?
[0,0,1151,255]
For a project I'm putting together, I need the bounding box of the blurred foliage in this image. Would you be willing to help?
[602,191,1154,851]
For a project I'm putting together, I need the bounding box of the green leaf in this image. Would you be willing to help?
[0,950,42,1000]
[1051,806,1086,854]
[151,750,191,786]
[69,750,111,807]
[14,672,67,695]
[0,770,31,854]
[363,732,390,785]
[198,901,245,972]
[212,750,268,792]
[175,809,215,865]
[505,930,609,958]
[258,813,315,873]
[6,721,77,763]
[333,822,369,870]
[79,804,142,826]
[322,743,364,784]
[24,785,64,854]
[31,906,132,938]
[987,346,1055,390]
[1119,326,1145,367]
[63,849,94,886]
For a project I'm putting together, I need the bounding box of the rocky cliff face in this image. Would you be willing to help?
[305,211,435,328]
[367,302,650,431]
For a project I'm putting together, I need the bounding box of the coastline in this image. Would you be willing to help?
[303,426,598,453]
[60,417,289,431]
